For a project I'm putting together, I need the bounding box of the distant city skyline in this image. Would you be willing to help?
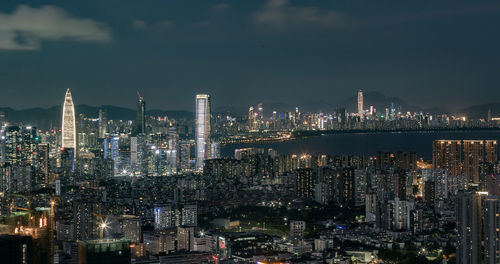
[1,1,500,110]
[2,2,500,263]
[0,89,498,115]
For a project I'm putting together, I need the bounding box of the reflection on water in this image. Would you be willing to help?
[221,130,500,160]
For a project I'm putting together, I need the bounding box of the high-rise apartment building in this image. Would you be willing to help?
[73,201,100,240]
[181,204,198,227]
[433,140,497,183]
[119,215,141,244]
[463,140,487,184]
[433,140,462,177]
[289,220,306,240]
[154,204,175,230]
[456,191,485,264]
[295,168,314,199]
[483,196,500,264]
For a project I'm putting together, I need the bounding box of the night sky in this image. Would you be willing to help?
[1,0,500,111]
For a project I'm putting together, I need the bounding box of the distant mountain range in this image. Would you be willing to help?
[1,92,498,129]
[0,105,193,130]
[214,91,445,115]
[456,102,500,119]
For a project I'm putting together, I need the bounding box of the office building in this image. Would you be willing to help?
[136,92,146,135]
[61,88,77,151]
[104,136,120,176]
[195,94,211,171]
[358,90,363,120]
[179,140,191,172]
[78,238,131,264]
[98,108,107,138]
[5,126,21,164]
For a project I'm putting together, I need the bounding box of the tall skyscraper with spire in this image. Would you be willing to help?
[136,91,146,135]
[357,90,363,120]
[195,94,211,171]
[61,88,77,151]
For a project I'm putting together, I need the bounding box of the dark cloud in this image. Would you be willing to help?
[0,1,499,111]
[0,4,111,50]
[132,19,147,29]
[211,4,229,12]
[253,0,346,29]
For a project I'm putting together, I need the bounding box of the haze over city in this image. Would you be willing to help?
[1,1,500,264]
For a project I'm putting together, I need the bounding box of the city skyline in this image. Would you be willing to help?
[1,72,500,264]
[1,1,500,263]
[1,1,500,110]
[1,88,499,115]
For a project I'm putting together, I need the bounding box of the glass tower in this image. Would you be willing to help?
[61,88,77,151]
[357,90,363,120]
[195,94,211,171]
[136,92,146,135]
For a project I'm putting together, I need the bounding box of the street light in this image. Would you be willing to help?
[99,220,109,238]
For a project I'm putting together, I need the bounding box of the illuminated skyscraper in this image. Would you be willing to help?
[463,140,485,184]
[295,168,314,199]
[130,135,145,176]
[104,136,120,176]
[456,191,487,264]
[61,88,76,151]
[483,195,500,264]
[484,140,498,164]
[179,140,191,172]
[5,126,21,164]
[195,94,211,171]
[136,92,146,135]
[38,143,50,184]
[154,204,174,230]
[433,140,462,177]
[433,140,498,183]
[357,90,363,120]
[98,108,107,138]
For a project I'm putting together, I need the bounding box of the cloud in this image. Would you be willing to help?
[368,2,500,26]
[132,20,147,29]
[159,20,173,27]
[211,4,229,12]
[0,5,111,50]
[253,0,344,29]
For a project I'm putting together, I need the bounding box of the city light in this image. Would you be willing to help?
[0,3,498,263]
